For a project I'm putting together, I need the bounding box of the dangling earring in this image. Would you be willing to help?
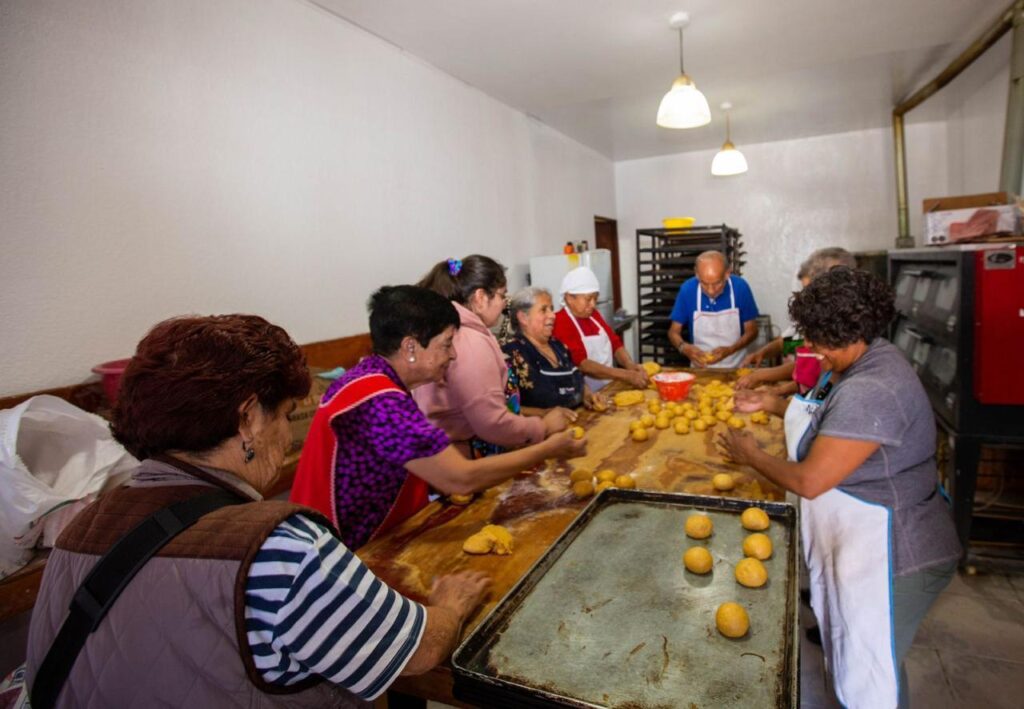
[408,355,416,362]
[242,440,255,464]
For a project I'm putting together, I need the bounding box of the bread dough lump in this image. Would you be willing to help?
[685,514,713,539]
[683,546,713,574]
[735,557,768,588]
[716,602,750,638]
[742,533,773,560]
[740,507,770,531]
[462,524,514,555]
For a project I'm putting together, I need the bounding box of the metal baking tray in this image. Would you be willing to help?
[452,489,799,708]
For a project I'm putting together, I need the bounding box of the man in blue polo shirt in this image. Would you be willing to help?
[667,250,759,368]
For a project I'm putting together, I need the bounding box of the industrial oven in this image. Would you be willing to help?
[889,244,1024,564]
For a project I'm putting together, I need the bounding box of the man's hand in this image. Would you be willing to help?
[734,389,783,413]
[708,346,733,364]
[624,367,649,388]
[681,344,709,367]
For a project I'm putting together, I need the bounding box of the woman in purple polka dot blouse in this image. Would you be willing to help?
[292,286,585,550]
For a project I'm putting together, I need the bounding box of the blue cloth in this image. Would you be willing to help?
[669,275,759,342]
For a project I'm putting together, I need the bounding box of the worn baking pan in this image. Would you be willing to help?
[452,489,799,708]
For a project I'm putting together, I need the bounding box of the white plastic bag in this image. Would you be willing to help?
[0,395,138,578]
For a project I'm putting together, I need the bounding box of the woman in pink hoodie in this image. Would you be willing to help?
[414,255,574,457]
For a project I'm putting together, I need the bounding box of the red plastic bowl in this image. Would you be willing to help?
[91,358,132,404]
[652,372,696,401]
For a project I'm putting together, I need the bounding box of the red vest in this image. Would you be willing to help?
[290,373,431,543]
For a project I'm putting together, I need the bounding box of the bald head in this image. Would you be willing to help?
[695,251,731,299]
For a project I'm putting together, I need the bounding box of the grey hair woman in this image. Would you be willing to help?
[502,286,607,411]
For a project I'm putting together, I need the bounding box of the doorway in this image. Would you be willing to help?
[593,216,622,310]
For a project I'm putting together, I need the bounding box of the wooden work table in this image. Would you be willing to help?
[356,369,788,706]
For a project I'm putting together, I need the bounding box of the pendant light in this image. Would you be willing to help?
[656,12,711,129]
[711,102,749,176]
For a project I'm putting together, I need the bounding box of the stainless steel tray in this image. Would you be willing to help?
[452,489,799,708]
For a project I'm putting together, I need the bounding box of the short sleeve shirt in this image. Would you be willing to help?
[669,275,759,342]
[796,339,962,575]
[502,335,584,409]
[551,309,624,366]
[328,356,449,550]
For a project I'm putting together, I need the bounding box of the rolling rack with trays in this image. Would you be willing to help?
[636,224,745,366]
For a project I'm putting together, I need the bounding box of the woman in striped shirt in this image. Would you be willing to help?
[26,314,490,708]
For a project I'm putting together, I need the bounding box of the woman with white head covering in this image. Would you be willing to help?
[551,266,649,391]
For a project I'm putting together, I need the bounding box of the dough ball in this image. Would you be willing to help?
[640,414,656,428]
[716,410,732,422]
[742,533,773,560]
[740,507,771,531]
[629,420,644,432]
[684,409,698,420]
[683,546,713,574]
[712,473,735,491]
[632,427,650,442]
[480,524,514,554]
[614,474,636,489]
[693,420,708,433]
[674,419,690,434]
[572,480,595,499]
[716,602,750,638]
[570,469,594,483]
[701,415,718,427]
[595,480,616,493]
[735,557,768,588]
[654,414,671,430]
[462,533,494,554]
[572,426,586,440]
[685,514,713,539]
[727,416,745,429]
[449,493,474,506]
[648,401,662,414]
[596,470,617,483]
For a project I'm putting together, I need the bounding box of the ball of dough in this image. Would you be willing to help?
[684,514,713,539]
[596,470,617,483]
[740,507,771,531]
[693,420,708,433]
[462,533,494,554]
[712,473,735,491]
[648,401,662,414]
[716,410,731,422]
[743,533,773,560]
[572,426,586,439]
[640,414,656,428]
[701,415,718,427]
[595,480,616,493]
[632,427,650,442]
[614,474,636,489]
[727,416,745,429]
[684,409,698,420]
[673,419,690,434]
[683,546,713,574]
[629,420,644,432]
[569,468,594,483]
[735,557,768,588]
[572,480,595,498]
[654,414,671,430]
[716,602,750,638]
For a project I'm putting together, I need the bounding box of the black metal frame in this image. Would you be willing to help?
[635,225,744,365]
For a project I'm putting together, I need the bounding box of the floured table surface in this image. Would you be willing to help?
[358,370,787,633]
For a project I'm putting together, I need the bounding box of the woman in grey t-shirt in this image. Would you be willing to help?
[721,267,960,709]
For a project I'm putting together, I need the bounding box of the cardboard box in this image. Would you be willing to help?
[924,204,1020,245]
[923,192,1012,214]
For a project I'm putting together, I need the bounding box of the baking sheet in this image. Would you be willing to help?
[452,489,799,708]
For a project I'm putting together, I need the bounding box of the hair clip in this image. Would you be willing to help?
[447,258,463,277]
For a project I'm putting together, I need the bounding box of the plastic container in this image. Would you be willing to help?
[662,217,695,230]
[91,358,132,405]
[652,372,696,401]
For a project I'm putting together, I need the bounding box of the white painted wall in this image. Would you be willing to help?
[0,0,614,396]
[941,34,1010,195]
[614,123,950,340]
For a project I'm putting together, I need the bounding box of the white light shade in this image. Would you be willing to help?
[711,141,749,176]
[656,75,711,129]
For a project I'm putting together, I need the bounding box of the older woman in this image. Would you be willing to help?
[291,286,584,551]
[26,315,491,709]
[551,266,648,391]
[720,268,960,709]
[502,286,607,411]
[413,255,574,457]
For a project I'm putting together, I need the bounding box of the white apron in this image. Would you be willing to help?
[691,277,746,369]
[566,311,614,392]
[786,373,899,709]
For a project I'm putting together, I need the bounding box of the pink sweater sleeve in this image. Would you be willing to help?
[446,330,547,448]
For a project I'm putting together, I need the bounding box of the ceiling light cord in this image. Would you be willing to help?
[678,28,685,75]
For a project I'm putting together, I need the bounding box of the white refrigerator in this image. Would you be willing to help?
[529,249,615,324]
